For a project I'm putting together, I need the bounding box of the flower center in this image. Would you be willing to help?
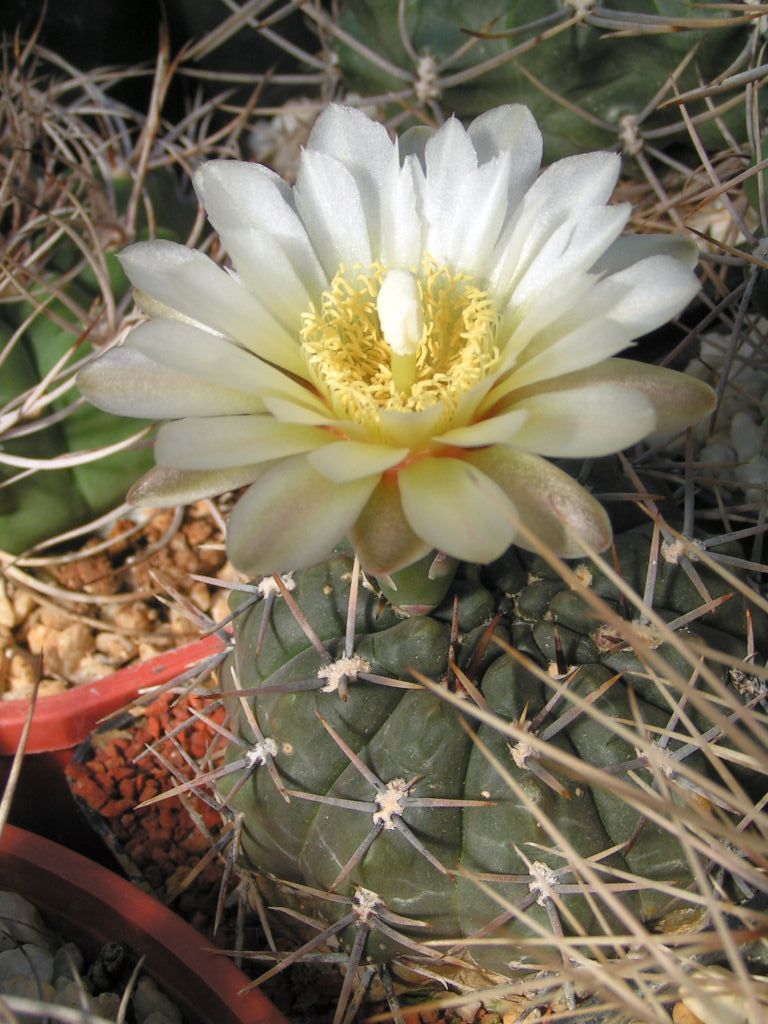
[299,258,501,433]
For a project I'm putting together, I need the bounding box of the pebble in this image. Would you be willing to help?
[0,891,54,950]
[53,941,84,980]
[133,974,183,1024]
[678,966,751,1024]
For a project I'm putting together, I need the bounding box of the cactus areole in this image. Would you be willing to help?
[79,103,715,608]
[220,533,765,979]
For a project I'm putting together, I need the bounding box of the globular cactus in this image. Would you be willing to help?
[217,529,767,1016]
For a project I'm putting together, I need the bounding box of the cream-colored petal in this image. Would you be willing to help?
[534,358,716,435]
[434,408,528,448]
[218,228,315,330]
[226,456,379,575]
[261,393,338,426]
[380,150,423,269]
[125,319,324,412]
[593,233,699,274]
[193,160,328,297]
[119,241,305,377]
[306,104,394,254]
[155,415,330,469]
[504,381,656,457]
[378,403,448,447]
[490,151,621,299]
[398,457,516,563]
[127,463,264,508]
[465,447,612,557]
[349,476,431,576]
[307,441,408,483]
[294,149,372,277]
[77,348,263,419]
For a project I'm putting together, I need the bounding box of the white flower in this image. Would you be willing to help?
[78,104,714,576]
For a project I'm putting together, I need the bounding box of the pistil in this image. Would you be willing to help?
[376,269,423,396]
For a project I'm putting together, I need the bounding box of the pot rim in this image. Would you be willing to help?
[0,634,225,754]
[0,824,288,1024]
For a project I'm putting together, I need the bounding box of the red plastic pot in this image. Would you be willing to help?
[0,824,289,1024]
[0,635,224,855]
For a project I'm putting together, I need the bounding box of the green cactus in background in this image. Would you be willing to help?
[0,43,198,554]
[327,0,758,162]
[216,529,766,1016]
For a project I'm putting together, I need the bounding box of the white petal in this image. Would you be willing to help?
[77,348,263,419]
[468,104,542,169]
[306,104,394,254]
[423,117,478,261]
[587,254,700,336]
[398,125,431,167]
[155,415,330,469]
[294,149,372,277]
[220,227,314,331]
[434,408,528,448]
[501,319,635,392]
[448,151,514,274]
[307,440,408,482]
[398,457,516,563]
[125,319,324,412]
[468,104,543,225]
[119,241,305,376]
[194,160,327,297]
[505,381,656,457]
[227,456,378,575]
[465,447,612,557]
[380,152,423,269]
[490,151,621,300]
[509,204,631,312]
[128,463,264,507]
[593,233,699,274]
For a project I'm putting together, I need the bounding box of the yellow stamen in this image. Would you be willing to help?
[300,258,500,440]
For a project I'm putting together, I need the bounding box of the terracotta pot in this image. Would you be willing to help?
[0,824,288,1024]
[0,636,224,856]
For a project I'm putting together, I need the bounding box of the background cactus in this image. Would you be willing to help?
[0,43,183,553]
[324,0,761,162]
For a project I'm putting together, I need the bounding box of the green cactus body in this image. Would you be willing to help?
[335,1,751,162]
[220,534,763,976]
[0,171,192,552]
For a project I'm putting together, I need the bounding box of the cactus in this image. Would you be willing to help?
[213,527,766,1013]
[325,0,760,163]
[69,17,768,1012]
